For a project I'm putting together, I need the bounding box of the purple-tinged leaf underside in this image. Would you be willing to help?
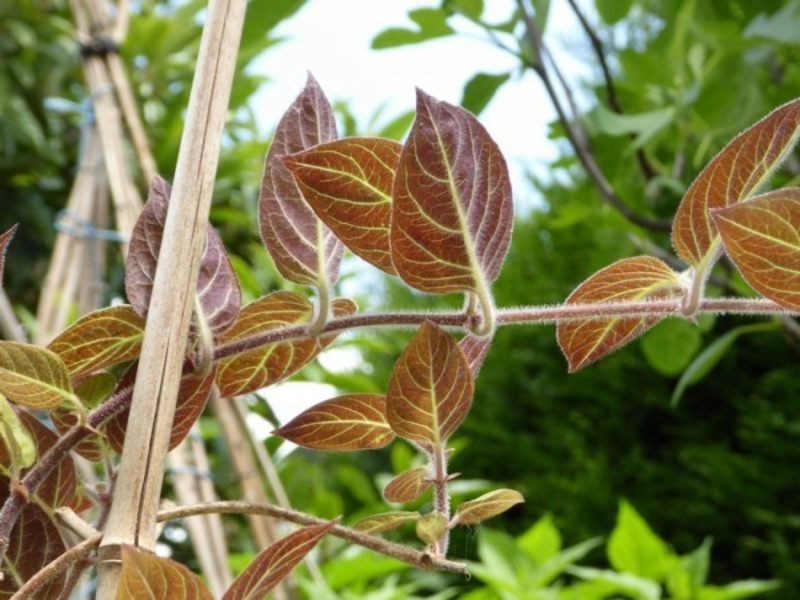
[459,334,493,376]
[274,394,395,451]
[383,467,432,503]
[47,305,144,378]
[672,98,800,268]
[353,511,421,535]
[0,224,19,289]
[221,521,336,600]
[452,489,525,526]
[557,257,684,372]
[214,291,357,398]
[712,188,800,311]
[283,137,402,275]
[0,342,78,410]
[391,89,513,294]
[117,544,213,600]
[125,176,241,335]
[386,321,474,452]
[259,73,343,287]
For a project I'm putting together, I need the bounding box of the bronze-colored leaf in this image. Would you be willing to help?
[353,511,421,535]
[391,89,513,295]
[672,98,800,268]
[386,321,474,452]
[383,467,432,503]
[48,305,144,377]
[557,257,684,372]
[214,292,356,398]
[117,544,213,600]
[713,189,800,311]
[125,176,241,334]
[0,341,78,410]
[259,73,343,287]
[274,394,395,451]
[283,137,402,274]
[221,521,336,600]
[0,224,18,288]
[451,489,525,526]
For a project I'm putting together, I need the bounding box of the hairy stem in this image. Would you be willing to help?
[431,445,451,556]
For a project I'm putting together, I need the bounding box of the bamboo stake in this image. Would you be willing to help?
[96,1,247,596]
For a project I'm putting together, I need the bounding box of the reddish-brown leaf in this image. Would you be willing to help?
[386,321,474,451]
[672,98,800,268]
[0,342,77,410]
[105,363,215,454]
[383,467,432,503]
[48,305,144,377]
[391,89,513,295]
[712,188,800,311]
[353,511,421,535]
[117,544,213,600]
[214,291,357,398]
[221,521,336,600]
[0,224,18,288]
[557,257,684,372]
[259,73,343,287]
[451,489,524,526]
[283,137,402,275]
[0,484,66,599]
[274,394,395,451]
[459,334,493,376]
[125,176,241,334]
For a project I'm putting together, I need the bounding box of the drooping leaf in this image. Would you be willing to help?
[0,488,66,599]
[214,291,357,397]
[0,341,78,410]
[274,393,394,451]
[221,521,335,600]
[105,362,216,453]
[125,176,241,334]
[353,511,421,535]
[47,305,145,377]
[283,137,401,274]
[557,257,684,372]
[371,8,454,49]
[259,73,343,287]
[0,394,36,473]
[672,98,800,268]
[608,500,673,580]
[383,466,432,503]
[640,319,702,376]
[391,89,513,297]
[459,334,493,376]
[415,511,449,546]
[712,188,800,310]
[117,544,213,600]
[0,224,19,288]
[452,489,524,526]
[460,72,511,116]
[386,321,474,452]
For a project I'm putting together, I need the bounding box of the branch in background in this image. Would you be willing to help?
[515,0,671,231]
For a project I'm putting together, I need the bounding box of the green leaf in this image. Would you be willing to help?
[608,500,673,581]
[567,566,661,600]
[743,0,800,45]
[461,72,511,116]
[443,0,484,20]
[595,0,634,25]
[531,536,604,588]
[590,104,674,147]
[0,394,35,472]
[0,342,78,410]
[353,511,421,535]
[371,8,454,49]
[517,513,562,565]
[698,579,781,600]
[641,319,702,376]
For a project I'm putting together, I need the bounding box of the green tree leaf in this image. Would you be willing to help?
[371,8,454,49]
[608,500,673,581]
[461,72,511,116]
[641,319,702,376]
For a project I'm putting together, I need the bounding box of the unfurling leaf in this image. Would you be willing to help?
[0,224,19,288]
[214,292,357,397]
[117,544,213,600]
[386,321,474,452]
[283,137,401,275]
[415,511,449,546]
[557,257,684,372]
[125,176,241,334]
[452,489,524,526]
[672,98,800,269]
[0,341,78,410]
[354,511,421,534]
[391,89,513,296]
[221,521,336,600]
[259,73,343,287]
[48,305,144,377]
[0,394,36,472]
[383,467,432,503]
[274,394,394,451]
[712,189,800,311]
